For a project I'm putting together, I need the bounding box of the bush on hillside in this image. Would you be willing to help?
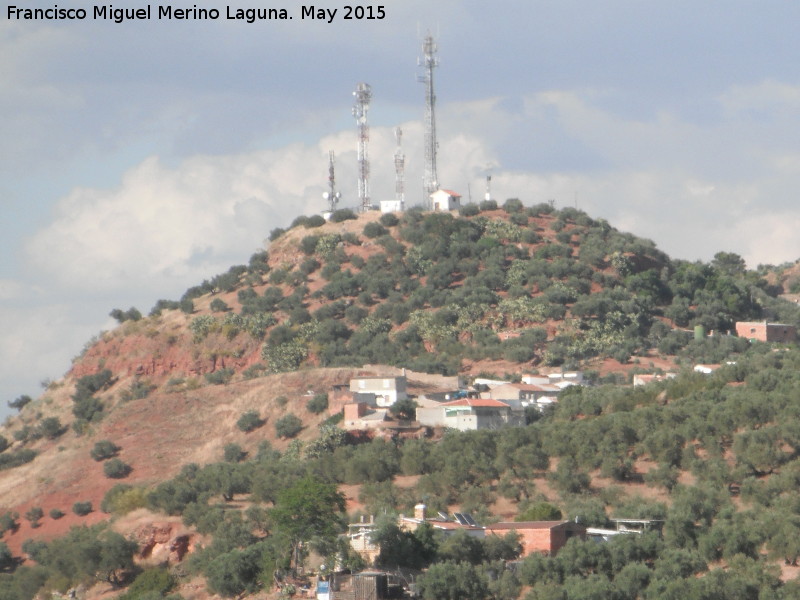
[236,410,264,432]
[330,209,357,223]
[224,443,246,463]
[24,507,43,528]
[110,307,142,323]
[379,213,399,227]
[8,395,32,411]
[103,458,132,479]
[205,369,234,385]
[72,501,93,516]
[37,417,64,440]
[0,512,18,536]
[91,440,121,461]
[363,222,389,239]
[307,393,329,415]
[275,414,303,439]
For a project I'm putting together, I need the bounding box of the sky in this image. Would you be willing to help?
[3,0,800,416]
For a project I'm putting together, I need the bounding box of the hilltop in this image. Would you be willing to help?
[56,201,800,389]
[3,201,800,599]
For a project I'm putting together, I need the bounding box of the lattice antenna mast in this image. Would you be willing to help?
[418,33,439,207]
[485,174,492,202]
[322,150,341,213]
[352,82,372,212]
[394,127,406,209]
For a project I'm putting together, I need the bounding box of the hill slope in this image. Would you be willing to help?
[3,202,800,599]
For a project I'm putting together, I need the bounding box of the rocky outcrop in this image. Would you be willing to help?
[133,522,196,564]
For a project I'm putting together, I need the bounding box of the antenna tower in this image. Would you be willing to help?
[394,127,406,210]
[418,33,439,207]
[485,174,492,202]
[352,82,372,212]
[322,150,341,213]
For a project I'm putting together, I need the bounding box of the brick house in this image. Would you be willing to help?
[735,321,797,343]
[483,521,586,557]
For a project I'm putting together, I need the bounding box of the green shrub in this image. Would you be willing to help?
[275,414,303,439]
[205,368,234,385]
[103,458,132,479]
[300,235,320,255]
[102,484,148,515]
[0,449,37,470]
[38,417,64,440]
[330,209,358,223]
[73,396,103,422]
[459,203,480,217]
[210,298,229,312]
[236,410,264,432]
[91,440,121,461]
[224,443,246,463]
[363,222,388,239]
[150,299,181,316]
[119,377,155,401]
[119,567,176,600]
[8,395,32,411]
[110,307,142,323]
[379,213,400,227]
[24,507,44,528]
[72,501,93,516]
[307,393,329,415]
[503,198,524,213]
[0,512,18,536]
[0,542,13,571]
[242,363,267,379]
[179,299,194,314]
[516,501,562,522]
[49,508,65,520]
[304,215,326,228]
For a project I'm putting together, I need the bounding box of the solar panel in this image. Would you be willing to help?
[437,511,449,521]
[453,513,469,525]
[463,513,478,527]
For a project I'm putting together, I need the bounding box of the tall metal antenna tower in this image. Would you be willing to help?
[394,127,406,210]
[352,82,372,212]
[322,150,341,213]
[418,33,439,207]
[485,174,492,202]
